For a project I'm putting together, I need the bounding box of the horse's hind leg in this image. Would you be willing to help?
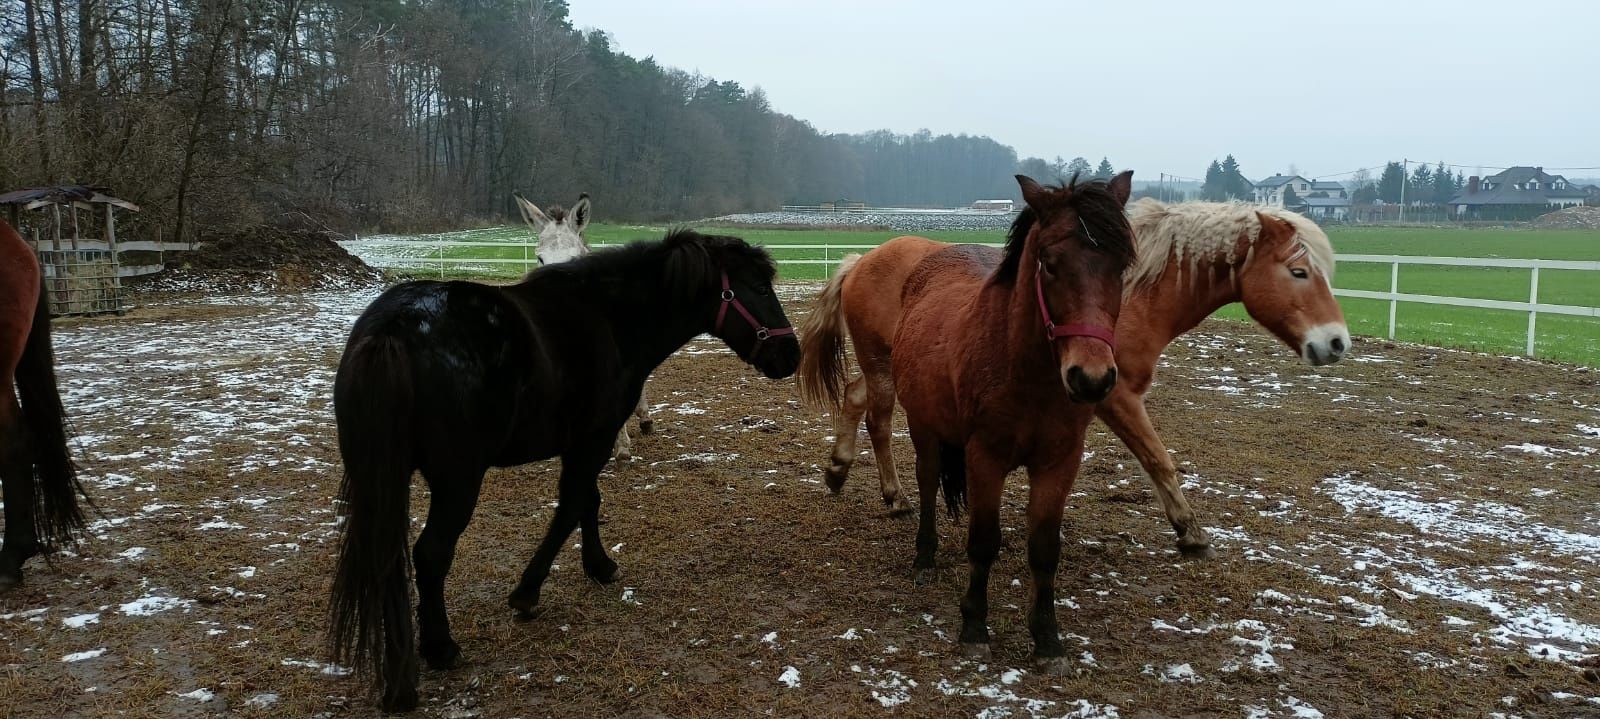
[0,394,40,591]
[824,375,868,492]
[413,466,485,670]
[865,372,910,516]
[909,429,942,586]
[509,440,612,615]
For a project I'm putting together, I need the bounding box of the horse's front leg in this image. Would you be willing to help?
[1096,385,1213,559]
[1023,438,1085,674]
[509,439,613,615]
[958,444,1007,658]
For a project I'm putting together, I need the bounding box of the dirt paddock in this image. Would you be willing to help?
[3,284,1599,718]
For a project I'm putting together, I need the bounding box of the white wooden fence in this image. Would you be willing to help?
[342,238,1600,358]
[1336,255,1600,357]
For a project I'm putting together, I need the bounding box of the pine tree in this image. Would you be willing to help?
[1202,160,1225,201]
[1066,156,1092,179]
[1220,155,1250,200]
[1094,157,1114,179]
[1378,162,1406,203]
[1409,163,1434,203]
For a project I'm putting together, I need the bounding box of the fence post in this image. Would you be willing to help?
[1526,267,1539,357]
[1388,261,1399,340]
[437,240,445,278]
[823,245,829,281]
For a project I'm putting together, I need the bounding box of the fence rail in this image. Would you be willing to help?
[343,239,1600,358]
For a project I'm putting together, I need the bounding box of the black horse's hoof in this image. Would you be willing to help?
[912,567,938,587]
[586,563,622,585]
[421,640,462,671]
[961,642,992,659]
[1033,654,1074,676]
[639,420,655,435]
[380,683,419,713]
[508,591,541,618]
[0,572,20,594]
[1178,542,1217,560]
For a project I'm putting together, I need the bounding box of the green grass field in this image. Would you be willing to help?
[364,223,1600,366]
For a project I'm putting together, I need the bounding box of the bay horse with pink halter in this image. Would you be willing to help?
[799,197,1347,559]
[889,172,1136,666]
[0,218,86,591]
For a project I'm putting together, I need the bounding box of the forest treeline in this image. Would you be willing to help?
[0,0,1096,235]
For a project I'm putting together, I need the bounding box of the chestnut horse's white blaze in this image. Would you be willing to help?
[513,191,655,459]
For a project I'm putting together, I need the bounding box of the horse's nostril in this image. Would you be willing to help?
[1331,337,1346,353]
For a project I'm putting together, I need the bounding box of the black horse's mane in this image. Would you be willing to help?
[523,228,777,302]
[994,174,1136,284]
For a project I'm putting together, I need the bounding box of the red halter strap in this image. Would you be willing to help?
[715,272,795,352]
[1034,261,1115,349]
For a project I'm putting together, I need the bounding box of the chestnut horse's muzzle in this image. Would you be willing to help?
[1063,364,1117,403]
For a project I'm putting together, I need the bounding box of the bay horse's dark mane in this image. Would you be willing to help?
[995,173,1136,284]
[522,227,777,300]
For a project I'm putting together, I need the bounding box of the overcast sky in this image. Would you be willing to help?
[567,0,1598,183]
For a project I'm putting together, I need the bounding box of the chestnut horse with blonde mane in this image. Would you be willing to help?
[799,198,1347,559]
[0,218,85,591]
[889,172,1135,667]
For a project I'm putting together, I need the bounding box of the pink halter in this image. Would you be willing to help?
[1034,261,1115,349]
[714,272,795,353]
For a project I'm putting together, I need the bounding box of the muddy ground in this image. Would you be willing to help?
[2,284,1598,718]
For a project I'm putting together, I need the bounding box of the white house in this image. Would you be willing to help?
[1252,175,1311,207]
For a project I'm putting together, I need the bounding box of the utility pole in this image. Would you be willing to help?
[1398,158,1408,223]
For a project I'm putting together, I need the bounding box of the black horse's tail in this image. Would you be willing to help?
[327,334,419,711]
[15,276,85,548]
[939,442,967,517]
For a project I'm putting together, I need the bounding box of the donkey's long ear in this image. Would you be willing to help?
[1107,170,1134,206]
[513,191,550,234]
[572,193,592,234]
[1015,175,1048,210]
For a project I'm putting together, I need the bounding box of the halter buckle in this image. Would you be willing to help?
[721,289,735,301]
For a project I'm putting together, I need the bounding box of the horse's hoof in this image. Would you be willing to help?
[0,572,20,593]
[961,642,991,660]
[1033,654,1073,676]
[639,420,655,435]
[380,684,420,713]
[507,591,540,618]
[886,498,914,518]
[587,564,622,585]
[912,567,938,587]
[1178,543,1217,560]
[824,466,849,493]
[421,640,462,671]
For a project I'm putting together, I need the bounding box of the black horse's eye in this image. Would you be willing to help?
[1290,267,1309,279]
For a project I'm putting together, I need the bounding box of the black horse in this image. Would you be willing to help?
[328,229,801,711]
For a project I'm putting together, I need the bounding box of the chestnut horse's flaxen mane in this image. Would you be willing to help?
[1123,198,1336,293]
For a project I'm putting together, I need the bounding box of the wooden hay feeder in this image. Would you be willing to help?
[0,185,141,317]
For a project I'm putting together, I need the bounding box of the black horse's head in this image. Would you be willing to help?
[663,230,801,379]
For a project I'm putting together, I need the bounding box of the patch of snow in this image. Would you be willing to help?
[62,613,100,629]
[176,688,215,702]
[119,594,193,616]
[61,648,107,662]
[245,693,279,709]
[777,665,801,688]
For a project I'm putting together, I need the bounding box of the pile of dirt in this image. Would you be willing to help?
[1532,205,1600,229]
[128,226,383,295]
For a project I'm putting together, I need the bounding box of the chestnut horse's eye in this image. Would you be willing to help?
[1290,268,1309,279]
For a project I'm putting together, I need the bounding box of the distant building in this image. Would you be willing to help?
[1450,166,1590,217]
[971,199,1014,212]
[1253,175,1348,219]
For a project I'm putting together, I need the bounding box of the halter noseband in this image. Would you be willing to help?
[1034,260,1116,350]
[715,271,795,356]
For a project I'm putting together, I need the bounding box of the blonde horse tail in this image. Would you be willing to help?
[797,254,860,412]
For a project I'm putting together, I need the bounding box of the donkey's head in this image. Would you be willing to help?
[513,191,591,266]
